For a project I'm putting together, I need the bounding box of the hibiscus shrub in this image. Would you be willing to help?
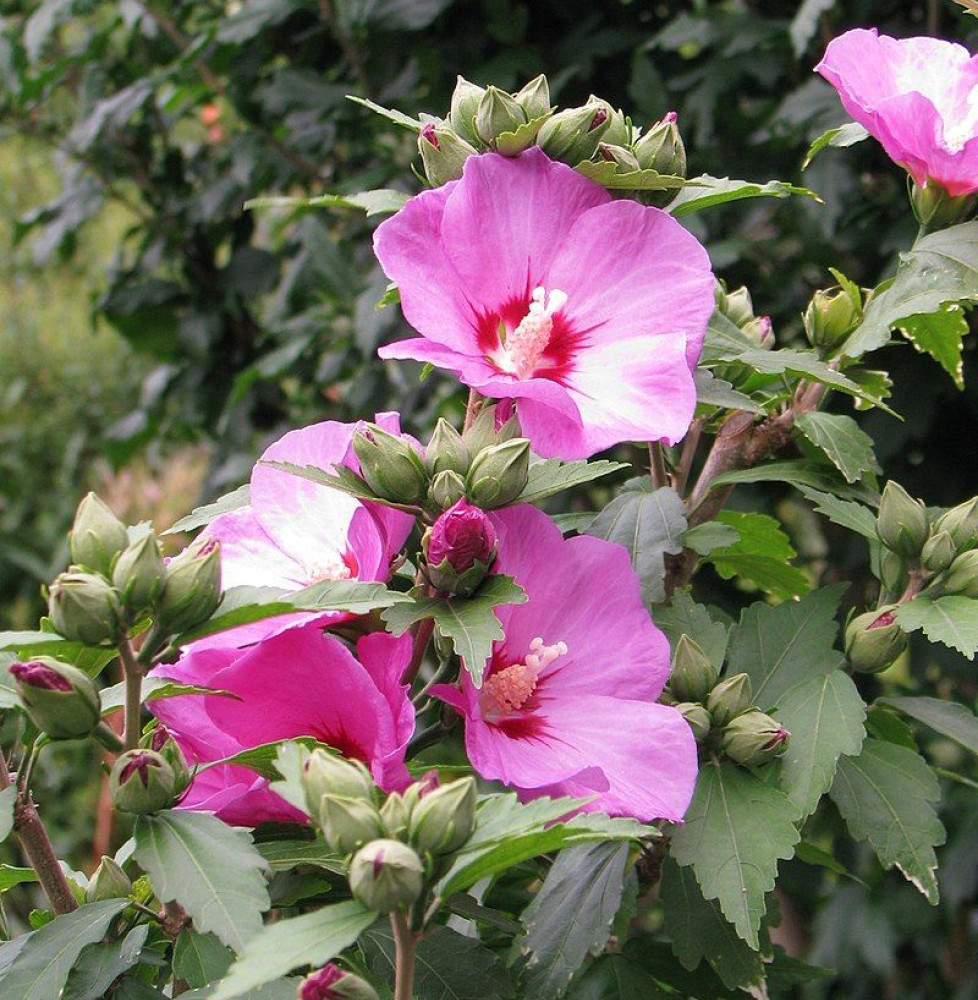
[3,14,978,1000]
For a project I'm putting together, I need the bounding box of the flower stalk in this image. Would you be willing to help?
[390,909,418,1000]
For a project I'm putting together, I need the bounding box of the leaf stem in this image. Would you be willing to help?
[118,639,144,752]
[391,909,418,1000]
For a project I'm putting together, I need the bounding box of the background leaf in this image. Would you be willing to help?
[877,696,978,755]
[795,412,881,484]
[895,595,978,659]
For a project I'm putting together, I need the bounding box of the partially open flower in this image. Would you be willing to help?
[300,964,379,1000]
[426,499,498,596]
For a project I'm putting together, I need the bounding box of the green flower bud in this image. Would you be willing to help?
[910,178,976,231]
[112,533,166,614]
[597,143,641,172]
[449,76,486,144]
[803,286,860,351]
[48,572,122,645]
[876,482,929,559]
[706,673,752,727]
[720,286,755,328]
[461,403,521,456]
[633,112,686,178]
[408,776,477,855]
[465,439,531,509]
[742,315,774,349]
[157,539,222,635]
[536,101,611,164]
[68,493,129,576]
[474,86,526,146]
[428,470,468,511]
[921,530,957,574]
[86,856,132,903]
[109,750,177,814]
[380,792,412,840]
[675,702,712,743]
[303,749,376,809]
[147,725,192,795]
[425,419,470,477]
[418,123,478,187]
[941,549,978,598]
[300,964,380,1000]
[933,497,978,549]
[670,635,719,703]
[353,425,428,506]
[598,104,631,147]
[348,839,424,913]
[513,75,551,121]
[721,710,790,767]
[845,606,908,674]
[9,657,101,740]
[317,796,386,855]
[877,548,908,595]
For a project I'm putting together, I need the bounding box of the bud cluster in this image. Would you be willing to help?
[714,281,775,352]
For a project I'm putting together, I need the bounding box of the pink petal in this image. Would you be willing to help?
[203,506,309,590]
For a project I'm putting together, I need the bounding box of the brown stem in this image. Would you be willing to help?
[673,418,702,494]
[391,909,418,1000]
[648,441,669,491]
[118,640,144,752]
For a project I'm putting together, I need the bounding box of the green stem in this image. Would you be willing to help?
[118,640,143,752]
[391,909,418,1000]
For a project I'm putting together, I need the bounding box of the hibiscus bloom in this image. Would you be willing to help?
[430,505,697,821]
[149,626,415,826]
[816,29,978,196]
[374,148,714,460]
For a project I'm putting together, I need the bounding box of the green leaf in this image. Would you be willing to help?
[795,412,881,484]
[668,762,800,949]
[693,370,765,415]
[0,786,16,842]
[100,677,233,714]
[796,486,877,539]
[133,810,270,952]
[165,485,251,535]
[845,221,978,357]
[668,175,818,217]
[257,838,344,875]
[203,737,325,780]
[617,939,740,1000]
[708,459,879,503]
[0,652,23,710]
[726,583,847,709]
[63,925,149,1000]
[773,672,866,817]
[830,738,946,903]
[898,303,970,389]
[209,901,377,1000]
[0,633,117,676]
[269,741,313,814]
[659,857,764,990]
[894,595,978,659]
[173,930,234,989]
[877,696,978,756]
[588,488,686,605]
[0,900,128,1000]
[721,348,867,400]
[574,160,685,191]
[681,521,741,556]
[564,953,670,1000]
[245,189,408,218]
[261,460,422,514]
[516,459,628,505]
[518,843,630,998]
[802,122,870,169]
[700,311,758,363]
[347,94,423,130]
[653,590,728,669]
[496,113,552,156]
[0,865,37,892]
[382,575,527,686]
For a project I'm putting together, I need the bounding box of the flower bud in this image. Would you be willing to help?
[675,702,712,743]
[803,286,860,351]
[449,76,486,144]
[845,606,908,674]
[720,285,755,328]
[418,123,478,187]
[474,86,526,146]
[461,403,521,456]
[921,530,957,574]
[9,657,101,740]
[109,749,177,814]
[348,839,424,913]
[598,104,631,147]
[706,673,752,727]
[633,112,687,178]
[721,710,790,767]
[536,101,611,164]
[157,540,222,635]
[425,499,497,596]
[379,792,412,840]
[316,796,386,855]
[465,439,530,509]
[933,497,978,549]
[910,178,976,231]
[428,470,468,511]
[425,419,470,477]
[69,493,129,576]
[303,749,376,807]
[598,143,641,172]
[513,75,551,121]
[353,425,428,506]
[408,776,477,855]
[669,635,718,703]
[300,964,379,1000]
[941,550,978,599]
[147,725,192,795]
[876,482,929,559]
[742,315,774,349]
[878,548,908,594]
[112,533,166,614]
[48,572,122,645]
[86,856,132,903]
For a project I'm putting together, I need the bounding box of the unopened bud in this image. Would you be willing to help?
[157,539,222,634]
[941,549,978,598]
[466,439,530,509]
[418,124,477,187]
[933,497,978,549]
[513,75,551,121]
[428,470,467,511]
[598,103,631,146]
[147,725,191,795]
[112,533,166,614]
[742,315,774,349]
[9,657,101,740]
[317,796,385,855]
[348,839,424,913]
[408,776,477,855]
[474,86,525,146]
[803,286,860,351]
[670,635,718,703]
[536,101,611,164]
[449,77,486,144]
[845,606,908,674]
[300,964,379,1000]
[86,856,132,903]
[109,750,177,814]
[878,548,908,594]
[48,572,122,645]
[633,112,686,178]
[676,702,712,743]
[69,493,129,576]
[425,500,497,596]
[461,403,521,456]
[706,673,752,727]
[353,425,428,506]
[720,286,755,328]
[425,419,470,477]
[721,710,790,767]
[910,178,976,231]
[876,482,929,559]
[379,792,412,840]
[303,749,375,807]
[921,530,957,574]
[597,143,640,172]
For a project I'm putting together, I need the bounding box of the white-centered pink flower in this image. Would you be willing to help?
[816,29,978,196]
[374,148,715,460]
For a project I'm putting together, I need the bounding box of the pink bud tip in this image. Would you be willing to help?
[9,661,71,692]
[588,108,608,131]
[416,770,441,798]
[151,726,171,752]
[119,753,156,788]
[300,964,345,1000]
[421,123,439,148]
[763,727,790,750]
[428,499,497,572]
[661,111,678,124]
[869,611,896,629]
[372,848,386,878]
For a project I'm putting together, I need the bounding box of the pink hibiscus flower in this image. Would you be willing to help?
[374,148,714,460]
[816,29,978,196]
[149,625,415,826]
[431,505,698,821]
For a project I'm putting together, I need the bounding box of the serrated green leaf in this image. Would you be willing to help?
[830,738,945,903]
[877,696,978,755]
[588,487,686,605]
[795,412,881,484]
[0,865,37,892]
[495,113,551,156]
[668,762,800,949]
[618,938,740,999]
[652,590,728,669]
[898,303,970,389]
[700,311,758,363]
[202,736,325,780]
[133,811,270,952]
[347,94,423,130]
[0,786,16,843]
[564,952,671,1000]
[708,459,879,502]
[796,486,877,539]
[245,189,408,218]
[257,838,344,875]
[727,584,847,709]
[261,460,422,514]
[724,348,865,398]
[802,122,870,169]
[894,595,978,659]
[173,930,233,989]
[209,902,377,1000]
[0,633,117,676]
[516,459,628,505]
[164,485,251,535]
[659,857,764,990]
[100,677,232,714]
[682,521,741,556]
[575,160,685,191]
[773,672,866,816]
[63,925,149,1000]
[693,370,766,415]
[668,175,818,217]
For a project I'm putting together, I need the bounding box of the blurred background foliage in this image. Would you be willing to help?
[0,0,977,994]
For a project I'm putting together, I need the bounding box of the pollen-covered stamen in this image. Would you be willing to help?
[478,636,568,721]
[305,550,354,583]
[498,286,568,379]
